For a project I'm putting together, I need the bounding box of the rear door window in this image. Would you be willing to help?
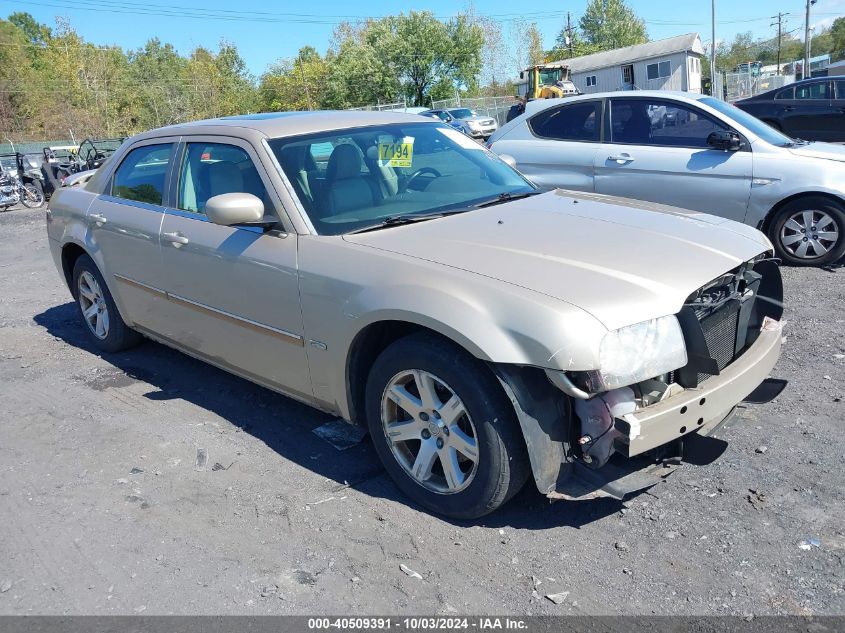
[528,101,601,142]
[111,144,172,205]
[794,81,831,100]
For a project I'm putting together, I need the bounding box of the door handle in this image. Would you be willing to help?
[89,213,107,225]
[162,231,189,246]
[782,106,794,111]
[607,154,634,163]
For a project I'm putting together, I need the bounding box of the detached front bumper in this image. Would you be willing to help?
[614,319,784,457]
[467,127,497,138]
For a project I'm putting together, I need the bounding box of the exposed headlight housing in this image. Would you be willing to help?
[592,315,687,391]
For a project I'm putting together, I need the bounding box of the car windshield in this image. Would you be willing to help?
[701,97,795,146]
[448,108,476,119]
[268,122,535,235]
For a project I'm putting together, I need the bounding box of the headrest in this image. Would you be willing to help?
[206,160,244,197]
[327,144,363,181]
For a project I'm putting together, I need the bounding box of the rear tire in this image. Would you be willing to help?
[71,254,143,353]
[365,332,530,519]
[768,196,845,266]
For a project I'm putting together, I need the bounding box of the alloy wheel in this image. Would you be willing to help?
[380,369,479,494]
[779,209,839,260]
[77,271,110,339]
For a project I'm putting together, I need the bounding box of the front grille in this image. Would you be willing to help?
[697,303,740,384]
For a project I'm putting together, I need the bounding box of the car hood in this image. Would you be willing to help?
[344,191,771,331]
[787,142,845,164]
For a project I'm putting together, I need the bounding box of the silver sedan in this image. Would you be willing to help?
[488,91,845,266]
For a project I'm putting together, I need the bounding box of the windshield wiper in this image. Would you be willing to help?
[474,191,540,208]
[348,211,464,234]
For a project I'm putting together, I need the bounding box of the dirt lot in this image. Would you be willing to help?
[0,204,843,616]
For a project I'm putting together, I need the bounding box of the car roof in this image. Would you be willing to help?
[523,90,709,115]
[142,110,435,140]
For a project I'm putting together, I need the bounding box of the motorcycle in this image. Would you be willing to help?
[0,166,45,211]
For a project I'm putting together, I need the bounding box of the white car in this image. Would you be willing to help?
[487,91,845,266]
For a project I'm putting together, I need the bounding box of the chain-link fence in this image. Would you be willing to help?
[347,99,411,112]
[429,95,518,127]
[0,140,76,155]
[724,72,794,103]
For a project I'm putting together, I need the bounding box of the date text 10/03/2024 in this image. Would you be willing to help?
[307,617,529,630]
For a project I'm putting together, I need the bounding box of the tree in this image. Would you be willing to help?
[832,17,845,61]
[363,11,483,106]
[579,0,647,51]
[127,38,189,129]
[9,12,50,47]
[259,46,329,111]
[548,21,591,60]
[509,19,545,72]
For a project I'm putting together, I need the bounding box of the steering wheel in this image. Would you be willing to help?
[405,167,441,191]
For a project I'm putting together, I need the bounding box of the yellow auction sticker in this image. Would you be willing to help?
[378,141,413,167]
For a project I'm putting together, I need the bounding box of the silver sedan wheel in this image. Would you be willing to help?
[780,210,839,260]
[77,271,109,339]
[380,369,479,494]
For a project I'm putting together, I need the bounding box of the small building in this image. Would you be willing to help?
[519,33,705,96]
[826,58,845,77]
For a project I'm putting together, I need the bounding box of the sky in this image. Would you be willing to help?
[4,0,844,77]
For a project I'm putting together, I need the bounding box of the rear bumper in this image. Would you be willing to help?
[614,319,784,458]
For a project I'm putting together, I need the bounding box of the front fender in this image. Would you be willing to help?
[298,237,607,419]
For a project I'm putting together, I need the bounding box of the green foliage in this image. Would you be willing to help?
[579,0,648,51]
[829,17,845,61]
[259,11,484,110]
[704,23,843,77]
[1,13,258,139]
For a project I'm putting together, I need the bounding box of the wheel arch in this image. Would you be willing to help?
[345,319,497,427]
[345,319,570,496]
[759,191,845,235]
[60,241,89,292]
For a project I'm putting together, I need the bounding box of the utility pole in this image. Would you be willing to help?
[566,12,573,57]
[711,0,718,99]
[803,0,816,80]
[771,12,786,75]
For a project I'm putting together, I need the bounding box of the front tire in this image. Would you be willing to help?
[365,333,530,519]
[22,182,45,208]
[768,196,845,266]
[71,255,142,353]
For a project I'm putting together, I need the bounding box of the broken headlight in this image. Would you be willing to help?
[593,315,688,391]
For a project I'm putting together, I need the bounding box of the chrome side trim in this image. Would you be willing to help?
[114,273,167,297]
[113,273,304,347]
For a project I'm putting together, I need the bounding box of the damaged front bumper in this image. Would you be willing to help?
[495,319,784,503]
[615,318,783,458]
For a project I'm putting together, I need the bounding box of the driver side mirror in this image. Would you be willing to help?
[707,130,743,151]
[498,154,517,169]
[205,192,266,227]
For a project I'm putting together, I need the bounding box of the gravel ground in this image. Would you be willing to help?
[0,204,843,616]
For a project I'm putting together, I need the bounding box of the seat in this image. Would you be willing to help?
[195,160,244,212]
[206,160,244,197]
[278,146,313,201]
[324,144,374,217]
[618,107,653,144]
